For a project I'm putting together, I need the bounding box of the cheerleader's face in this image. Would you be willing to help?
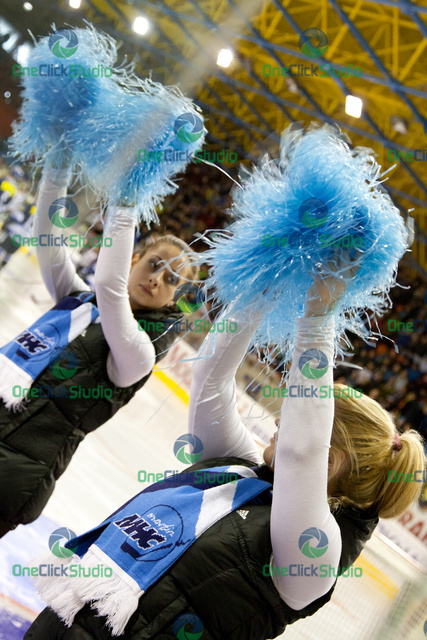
[128,243,191,310]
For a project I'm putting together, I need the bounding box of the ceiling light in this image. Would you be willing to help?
[14,42,32,65]
[69,0,81,7]
[345,95,362,118]
[390,115,408,135]
[285,77,299,94]
[23,2,33,10]
[217,48,233,68]
[133,16,149,35]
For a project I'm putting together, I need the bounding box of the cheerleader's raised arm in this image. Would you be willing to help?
[93,209,156,388]
[188,311,264,465]
[269,313,342,609]
[189,275,347,611]
[267,274,348,609]
[33,163,90,302]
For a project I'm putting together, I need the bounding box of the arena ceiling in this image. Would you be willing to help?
[2,0,427,267]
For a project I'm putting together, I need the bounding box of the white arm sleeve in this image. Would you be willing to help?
[94,210,156,388]
[33,167,90,302]
[270,315,342,610]
[188,314,263,464]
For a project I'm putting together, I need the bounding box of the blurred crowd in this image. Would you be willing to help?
[337,266,427,443]
[0,158,34,268]
[0,156,105,282]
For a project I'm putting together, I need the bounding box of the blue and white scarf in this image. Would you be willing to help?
[0,292,99,410]
[31,466,272,636]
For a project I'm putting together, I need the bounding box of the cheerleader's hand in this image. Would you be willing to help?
[305,252,358,317]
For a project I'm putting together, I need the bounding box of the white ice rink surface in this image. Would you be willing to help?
[1,250,426,640]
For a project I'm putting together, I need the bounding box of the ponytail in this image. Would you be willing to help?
[374,430,425,518]
[329,384,426,519]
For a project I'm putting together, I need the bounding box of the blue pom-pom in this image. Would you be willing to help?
[71,78,206,225]
[9,24,116,167]
[9,24,206,225]
[204,123,409,368]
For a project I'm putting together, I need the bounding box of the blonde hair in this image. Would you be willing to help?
[136,234,199,282]
[329,383,426,519]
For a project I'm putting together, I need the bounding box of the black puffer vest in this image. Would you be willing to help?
[25,456,379,640]
[0,293,181,527]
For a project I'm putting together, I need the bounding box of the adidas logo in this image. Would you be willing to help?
[236,510,249,520]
